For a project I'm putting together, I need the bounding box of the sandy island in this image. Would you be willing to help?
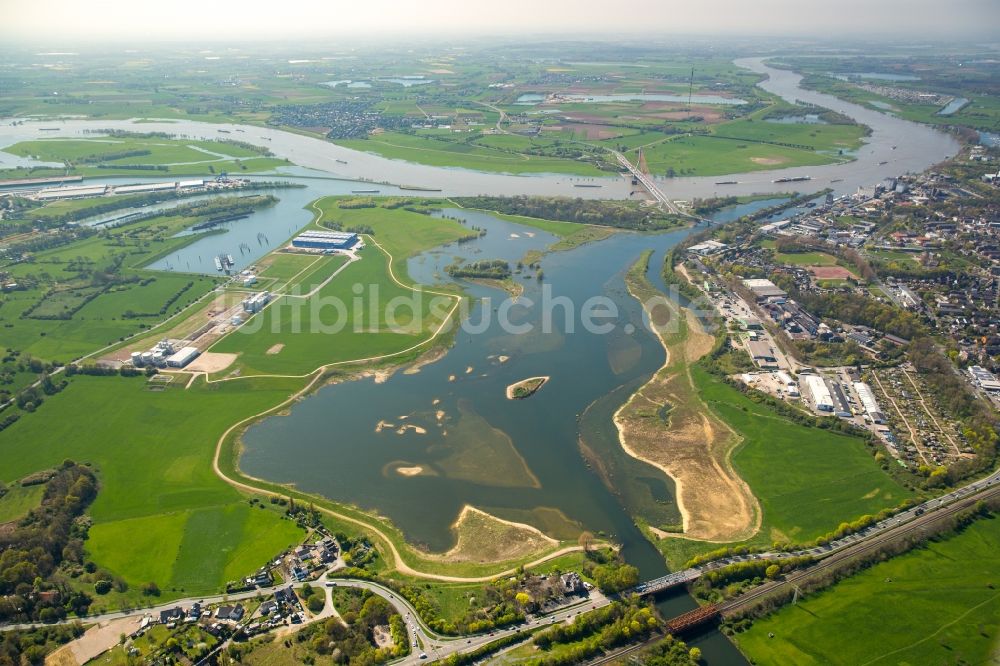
[506,376,549,400]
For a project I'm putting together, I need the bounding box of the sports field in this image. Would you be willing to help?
[736,515,1000,665]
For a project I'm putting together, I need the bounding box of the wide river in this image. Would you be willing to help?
[0,58,960,663]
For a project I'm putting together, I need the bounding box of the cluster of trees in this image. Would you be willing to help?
[297,588,407,664]
[693,556,813,601]
[0,623,86,666]
[635,636,702,666]
[583,557,640,594]
[691,196,739,216]
[0,461,98,624]
[73,148,152,165]
[332,566,524,635]
[530,599,661,665]
[446,259,511,280]
[452,196,680,231]
[792,289,924,341]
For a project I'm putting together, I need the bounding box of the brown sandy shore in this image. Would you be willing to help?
[613,261,760,543]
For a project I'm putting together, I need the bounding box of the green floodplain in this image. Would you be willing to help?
[0,42,997,662]
[0,189,914,611]
[735,515,1000,665]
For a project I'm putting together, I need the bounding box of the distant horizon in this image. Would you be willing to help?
[2,0,999,44]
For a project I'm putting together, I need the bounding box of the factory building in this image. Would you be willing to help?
[113,181,179,195]
[36,184,109,200]
[242,291,271,314]
[166,346,200,368]
[747,340,777,367]
[742,278,787,302]
[801,374,833,412]
[291,230,359,251]
[853,382,886,424]
[776,371,799,397]
[969,366,1000,393]
[687,240,728,257]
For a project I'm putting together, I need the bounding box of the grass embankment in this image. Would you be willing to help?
[735,515,1000,665]
[4,136,288,177]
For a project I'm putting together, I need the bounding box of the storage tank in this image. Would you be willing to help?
[140,352,154,365]
[130,351,143,366]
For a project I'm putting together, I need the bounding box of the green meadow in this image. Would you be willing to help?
[0,374,308,599]
[736,515,1000,666]
[662,366,913,566]
[0,484,46,523]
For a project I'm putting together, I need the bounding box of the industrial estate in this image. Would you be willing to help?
[0,18,998,666]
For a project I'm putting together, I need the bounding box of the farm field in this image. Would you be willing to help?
[627,134,845,178]
[0,374,310,599]
[661,366,913,566]
[335,131,610,176]
[4,136,289,176]
[735,515,1000,666]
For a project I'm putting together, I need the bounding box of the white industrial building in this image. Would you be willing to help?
[969,366,1000,393]
[853,382,886,424]
[113,181,178,195]
[166,346,200,368]
[242,291,271,314]
[776,371,799,397]
[801,374,833,412]
[687,240,728,256]
[35,184,109,200]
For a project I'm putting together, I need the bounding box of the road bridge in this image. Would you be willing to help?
[611,149,684,216]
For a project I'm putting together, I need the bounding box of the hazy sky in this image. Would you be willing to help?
[2,0,998,42]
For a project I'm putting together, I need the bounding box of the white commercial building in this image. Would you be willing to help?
[853,382,886,424]
[801,374,833,412]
